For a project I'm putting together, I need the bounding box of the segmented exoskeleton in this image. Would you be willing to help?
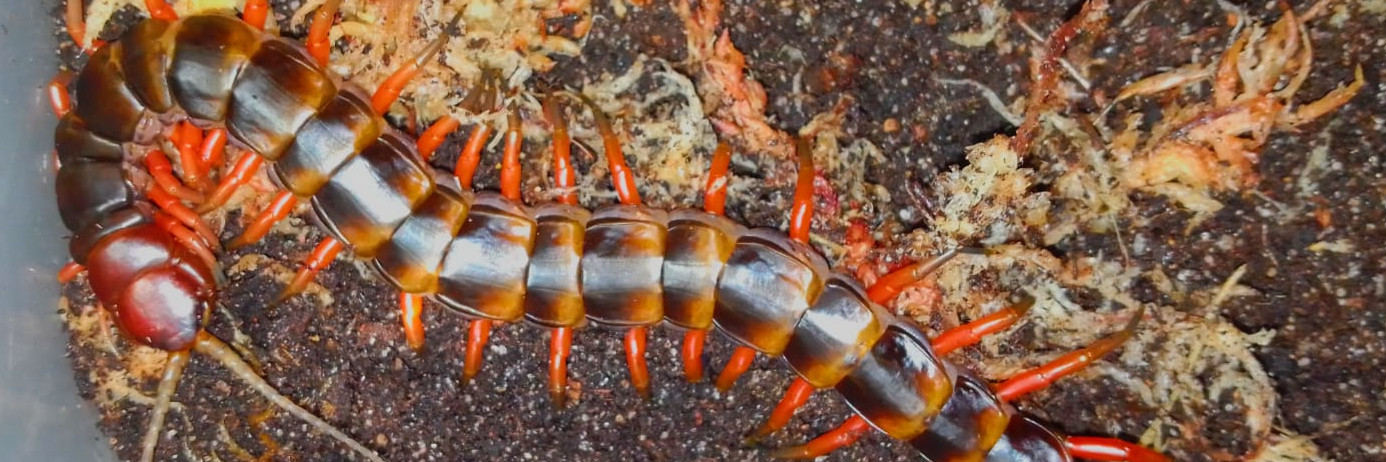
[52,2,1166,461]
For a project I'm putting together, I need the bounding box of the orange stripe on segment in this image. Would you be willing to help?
[703,142,732,215]
[1064,437,1170,462]
[931,296,1035,356]
[681,329,707,383]
[227,190,298,250]
[548,327,573,407]
[242,0,269,31]
[58,262,85,283]
[400,293,426,351]
[453,124,492,189]
[462,319,494,384]
[146,185,220,251]
[767,415,871,459]
[500,106,524,201]
[750,378,815,441]
[143,150,206,204]
[715,346,757,392]
[198,153,264,213]
[145,0,178,21]
[625,327,650,400]
[278,238,343,301]
[305,0,342,66]
[416,115,459,160]
[994,307,1144,402]
[788,136,814,244]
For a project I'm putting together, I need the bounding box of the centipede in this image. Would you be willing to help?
[47,1,1174,461]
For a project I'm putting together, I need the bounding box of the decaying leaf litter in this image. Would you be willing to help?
[54,0,1379,460]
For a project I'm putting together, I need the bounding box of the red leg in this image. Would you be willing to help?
[703,142,732,215]
[931,296,1035,356]
[227,190,297,250]
[865,247,977,304]
[305,0,341,66]
[500,105,524,201]
[146,185,219,250]
[173,121,209,191]
[543,93,578,204]
[145,0,178,21]
[64,0,87,48]
[399,293,425,351]
[625,327,650,400]
[416,115,460,160]
[715,346,757,392]
[151,212,219,274]
[47,72,73,117]
[198,152,264,213]
[199,128,227,168]
[58,262,85,283]
[749,378,815,442]
[549,327,573,407]
[1064,437,1169,462]
[681,329,707,383]
[369,9,464,115]
[461,319,493,384]
[143,150,205,204]
[995,307,1145,402]
[788,136,814,243]
[577,95,641,205]
[768,415,871,459]
[242,0,269,30]
[453,124,493,189]
[278,237,343,300]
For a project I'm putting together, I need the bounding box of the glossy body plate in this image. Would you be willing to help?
[116,19,176,113]
[372,180,472,293]
[311,130,434,257]
[274,89,383,196]
[524,204,590,328]
[435,192,536,322]
[73,42,148,141]
[835,324,953,441]
[782,275,889,388]
[909,370,1011,460]
[662,209,741,330]
[167,15,261,121]
[581,205,667,327]
[226,39,336,159]
[982,416,1071,462]
[713,229,829,355]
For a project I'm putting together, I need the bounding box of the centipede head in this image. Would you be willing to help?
[85,223,218,351]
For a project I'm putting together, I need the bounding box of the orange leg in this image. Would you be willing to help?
[144,150,206,204]
[1064,437,1169,462]
[548,327,573,407]
[625,327,650,400]
[152,212,219,274]
[994,307,1145,402]
[278,237,343,301]
[228,190,298,250]
[931,296,1035,356]
[198,153,264,213]
[768,415,871,459]
[47,72,73,117]
[199,128,227,168]
[749,378,815,442]
[543,93,578,204]
[680,329,707,383]
[577,95,641,205]
[677,142,734,383]
[64,0,87,48]
[399,293,426,351]
[173,121,209,191]
[58,262,85,283]
[242,0,269,31]
[145,0,178,21]
[368,9,464,115]
[461,319,493,384]
[714,346,756,392]
[500,105,524,201]
[305,0,342,66]
[146,185,219,250]
[453,124,493,189]
[864,247,979,304]
[416,115,460,160]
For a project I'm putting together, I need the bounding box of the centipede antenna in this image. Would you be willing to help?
[139,350,190,462]
[193,333,386,462]
[994,306,1146,402]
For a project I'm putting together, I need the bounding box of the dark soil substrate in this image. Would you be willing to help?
[54,0,1384,461]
